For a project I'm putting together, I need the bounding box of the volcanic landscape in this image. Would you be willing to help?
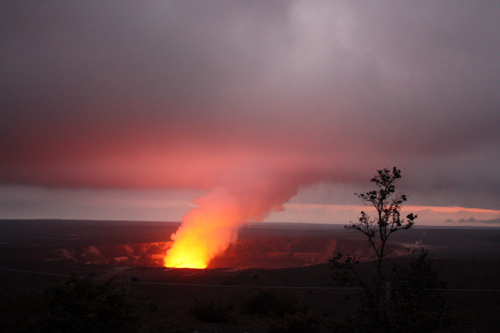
[1,220,500,332]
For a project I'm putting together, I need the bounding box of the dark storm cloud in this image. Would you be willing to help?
[1,1,499,209]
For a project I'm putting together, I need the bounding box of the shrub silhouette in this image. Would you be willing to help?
[40,274,135,333]
[190,299,232,323]
[268,310,319,333]
[242,289,306,317]
[389,250,450,332]
[242,290,319,332]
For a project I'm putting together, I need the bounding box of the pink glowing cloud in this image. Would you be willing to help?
[1,0,499,221]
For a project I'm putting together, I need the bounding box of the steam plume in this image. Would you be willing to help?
[164,170,306,268]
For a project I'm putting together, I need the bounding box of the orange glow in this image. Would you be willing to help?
[403,205,500,214]
[163,188,241,269]
[163,241,210,269]
[163,171,304,269]
[284,203,500,215]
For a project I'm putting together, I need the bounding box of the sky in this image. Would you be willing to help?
[1,1,500,227]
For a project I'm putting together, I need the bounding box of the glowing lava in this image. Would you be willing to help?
[163,171,304,269]
[163,241,210,269]
[164,188,240,269]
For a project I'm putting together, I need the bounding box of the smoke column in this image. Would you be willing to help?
[164,169,307,268]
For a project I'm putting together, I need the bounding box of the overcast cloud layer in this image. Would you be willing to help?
[1,1,500,215]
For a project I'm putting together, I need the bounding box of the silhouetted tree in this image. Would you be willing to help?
[331,167,448,332]
[347,167,417,282]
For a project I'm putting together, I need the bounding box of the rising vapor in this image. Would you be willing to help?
[164,169,309,268]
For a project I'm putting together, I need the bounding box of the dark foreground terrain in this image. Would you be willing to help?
[1,220,500,332]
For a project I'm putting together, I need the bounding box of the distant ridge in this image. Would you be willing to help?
[1,219,498,230]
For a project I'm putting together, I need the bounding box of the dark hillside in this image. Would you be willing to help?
[1,220,499,332]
